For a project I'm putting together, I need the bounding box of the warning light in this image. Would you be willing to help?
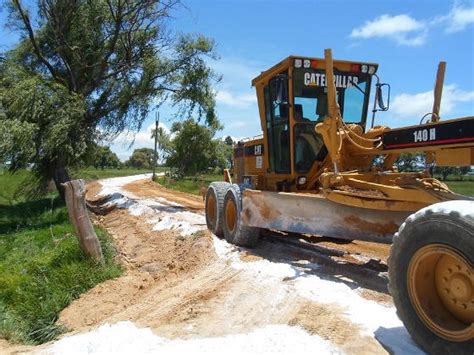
[351,64,361,72]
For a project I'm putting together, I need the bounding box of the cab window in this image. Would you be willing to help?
[293,68,371,125]
[265,72,290,174]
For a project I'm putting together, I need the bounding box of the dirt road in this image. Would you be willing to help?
[2,174,424,354]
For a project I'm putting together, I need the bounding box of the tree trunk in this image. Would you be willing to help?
[442,168,449,181]
[53,165,71,201]
[62,179,104,263]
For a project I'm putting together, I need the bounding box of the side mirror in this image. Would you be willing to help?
[376,83,390,111]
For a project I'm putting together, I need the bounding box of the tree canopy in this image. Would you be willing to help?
[0,0,219,195]
[160,119,232,175]
[125,148,155,169]
[91,145,121,169]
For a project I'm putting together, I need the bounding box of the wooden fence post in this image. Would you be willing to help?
[62,179,104,263]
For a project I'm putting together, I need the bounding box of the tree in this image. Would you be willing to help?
[126,148,155,169]
[162,119,219,175]
[92,146,120,169]
[394,153,425,172]
[433,166,462,181]
[1,0,219,197]
[0,64,87,195]
[440,167,454,181]
[224,136,234,146]
[217,138,233,170]
[459,166,470,180]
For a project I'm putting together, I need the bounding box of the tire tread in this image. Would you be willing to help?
[388,200,474,355]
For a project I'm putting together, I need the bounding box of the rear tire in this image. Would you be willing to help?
[388,201,474,355]
[205,182,230,238]
[223,185,260,247]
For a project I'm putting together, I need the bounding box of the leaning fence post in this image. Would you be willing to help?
[62,179,104,263]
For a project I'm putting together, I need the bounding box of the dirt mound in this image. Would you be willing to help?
[58,209,215,331]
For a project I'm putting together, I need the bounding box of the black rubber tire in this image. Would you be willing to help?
[223,184,260,247]
[205,182,230,238]
[388,201,474,355]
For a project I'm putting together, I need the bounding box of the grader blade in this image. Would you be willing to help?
[241,189,411,243]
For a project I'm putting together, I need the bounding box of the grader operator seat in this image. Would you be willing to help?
[293,94,328,172]
[294,104,311,122]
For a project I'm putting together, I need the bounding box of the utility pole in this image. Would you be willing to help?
[152,111,160,181]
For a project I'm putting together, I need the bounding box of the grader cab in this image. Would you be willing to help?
[205,49,473,353]
[235,53,379,190]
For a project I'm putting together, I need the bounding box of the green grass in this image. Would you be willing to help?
[0,171,122,344]
[444,181,474,196]
[433,174,474,182]
[155,173,224,195]
[0,167,165,203]
[0,170,34,205]
[430,174,474,196]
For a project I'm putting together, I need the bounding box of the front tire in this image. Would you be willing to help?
[223,185,260,247]
[388,201,474,355]
[205,182,230,238]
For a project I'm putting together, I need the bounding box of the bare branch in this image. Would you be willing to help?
[11,0,64,85]
[43,0,78,91]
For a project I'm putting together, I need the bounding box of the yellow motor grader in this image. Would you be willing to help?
[205,49,473,353]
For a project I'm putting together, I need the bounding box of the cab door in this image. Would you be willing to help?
[264,73,291,176]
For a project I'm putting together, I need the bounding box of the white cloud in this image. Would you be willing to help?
[350,3,474,46]
[107,122,170,161]
[350,14,427,46]
[113,122,169,147]
[390,84,474,119]
[211,57,260,108]
[440,3,474,32]
[216,90,255,108]
[210,57,261,84]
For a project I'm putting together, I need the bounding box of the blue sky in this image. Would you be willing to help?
[1,0,473,160]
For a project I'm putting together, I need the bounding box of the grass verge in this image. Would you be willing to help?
[0,171,122,345]
[444,181,474,196]
[154,174,224,195]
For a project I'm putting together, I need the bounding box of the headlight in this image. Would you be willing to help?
[361,64,368,73]
[294,59,302,68]
[298,176,307,185]
[303,59,311,68]
[368,65,376,74]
